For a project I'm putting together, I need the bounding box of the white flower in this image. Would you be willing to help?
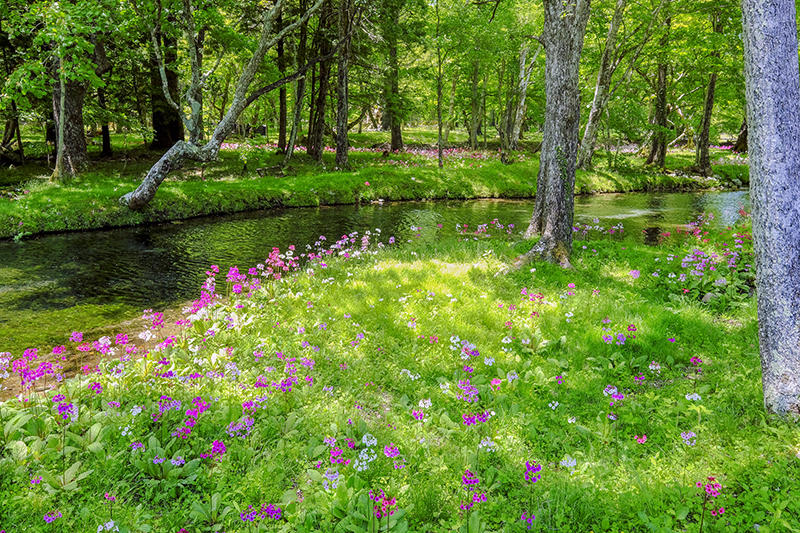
[138,330,154,342]
[549,401,559,410]
[130,405,143,417]
[568,416,576,424]
[418,398,432,409]
[685,393,702,401]
[361,433,377,447]
[560,455,577,469]
[484,356,494,366]
[440,382,450,393]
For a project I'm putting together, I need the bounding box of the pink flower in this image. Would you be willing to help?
[364,181,370,186]
[490,378,502,391]
[634,434,647,444]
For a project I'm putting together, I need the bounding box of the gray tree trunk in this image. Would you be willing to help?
[121,0,323,209]
[52,77,88,178]
[522,0,591,267]
[741,0,800,416]
[510,44,541,150]
[577,0,626,170]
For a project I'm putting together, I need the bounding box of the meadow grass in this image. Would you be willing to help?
[1,212,796,533]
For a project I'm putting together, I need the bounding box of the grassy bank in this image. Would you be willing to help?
[0,131,748,240]
[1,213,797,532]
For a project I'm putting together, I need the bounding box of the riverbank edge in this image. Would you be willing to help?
[1,163,745,241]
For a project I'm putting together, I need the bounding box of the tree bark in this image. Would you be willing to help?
[732,119,747,153]
[98,86,113,157]
[284,0,309,166]
[335,0,351,169]
[435,0,443,168]
[741,0,800,417]
[469,60,480,150]
[277,11,288,152]
[646,2,670,168]
[522,0,591,268]
[443,75,457,145]
[694,14,723,174]
[694,71,717,174]
[150,32,184,149]
[382,0,403,152]
[577,0,626,169]
[308,0,333,161]
[510,44,541,150]
[52,77,88,178]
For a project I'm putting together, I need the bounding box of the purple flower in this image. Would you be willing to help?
[384,443,400,458]
[43,510,62,523]
[524,461,542,483]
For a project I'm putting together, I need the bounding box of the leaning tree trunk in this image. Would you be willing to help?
[694,71,717,174]
[522,0,591,268]
[121,0,323,209]
[741,0,800,416]
[577,0,626,170]
[52,77,89,178]
[335,0,351,169]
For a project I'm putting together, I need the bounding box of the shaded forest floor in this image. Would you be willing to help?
[0,129,748,240]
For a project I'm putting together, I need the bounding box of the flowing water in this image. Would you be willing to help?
[0,190,749,353]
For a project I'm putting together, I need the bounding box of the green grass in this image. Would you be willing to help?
[0,130,746,240]
[0,214,796,532]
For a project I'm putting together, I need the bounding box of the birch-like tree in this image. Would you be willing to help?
[120,0,324,209]
[741,0,800,416]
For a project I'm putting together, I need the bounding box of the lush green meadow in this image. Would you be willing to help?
[0,130,748,240]
[1,210,797,532]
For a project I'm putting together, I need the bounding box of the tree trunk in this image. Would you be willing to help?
[510,44,541,150]
[522,0,591,268]
[694,71,717,174]
[443,75,457,145]
[98,86,112,157]
[694,14,723,174]
[335,0,351,169]
[732,119,747,153]
[277,12,288,152]
[436,21,443,166]
[647,3,670,168]
[469,60,480,150]
[52,76,88,178]
[387,30,403,151]
[150,32,184,149]
[741,0,800,416]
[309,1,333,161]
[284,0,309,166]
[577,0,626,170]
